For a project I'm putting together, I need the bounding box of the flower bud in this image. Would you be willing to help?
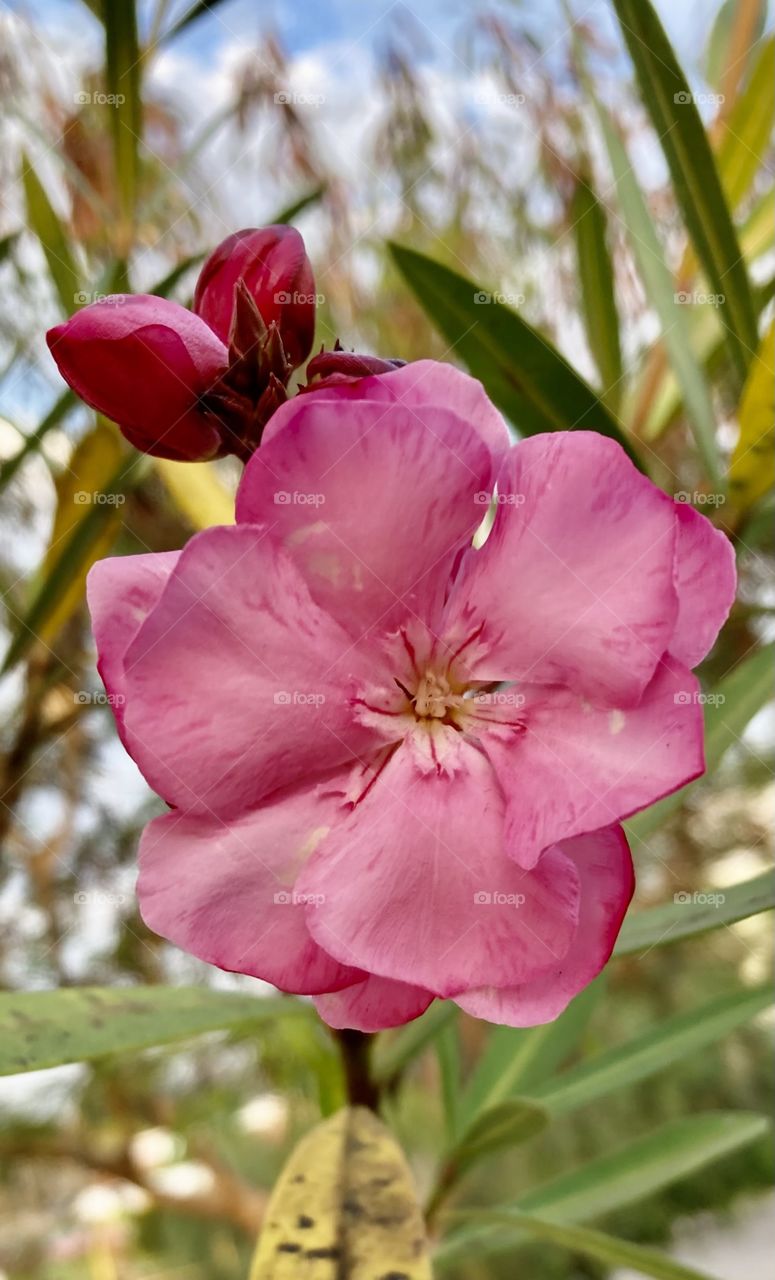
[303,347,406,392]
[193,226,315,369]
[47,297,229,461]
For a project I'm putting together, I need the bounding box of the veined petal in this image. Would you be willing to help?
[670,501,736,668]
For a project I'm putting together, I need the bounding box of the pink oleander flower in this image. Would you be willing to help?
[87,361,735,1032]
[46,226,315,461]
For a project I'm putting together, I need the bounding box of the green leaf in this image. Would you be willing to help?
[0,389,77,495]
[436,1112,769,1267]
[459,978,603,1128]
[611,0,758,384]
[373,1000,457,1085]
[446,1099,548,1179]
[716,35,774,210]
[161,0,235,44]
[435,1015,463,1141]
[728,320,774,509]
[615,869,775,958]
[531,985,772,1115]
[387,242,641,465]
[593,105,721,482]
[250,1107,432,1278]
[571,176,623,412]
[2,446,144,673]
[100,0,142,230]
[275,184,327,225]
[627,643,775,840]
[22,156,80,315]
[459,1211,723,1280]
[0,986,309,1075]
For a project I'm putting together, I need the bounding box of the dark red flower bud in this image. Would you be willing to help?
[303,347,406,392]
[194,226,316,369]
[46,296,229,461]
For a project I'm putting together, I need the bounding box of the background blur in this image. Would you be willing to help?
[0,0,772,1277]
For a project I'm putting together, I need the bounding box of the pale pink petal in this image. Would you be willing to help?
[476,657,705,869]
[444,433,679,705]
[313,977,433,1031]
[86,552,180,736]
[138,780,364,994]
[456,826,634,1025]
[121,525,380,815]
[299,740,580,998]
[670,502,736,668]
[237,396,494,636]
[263,358,511,463]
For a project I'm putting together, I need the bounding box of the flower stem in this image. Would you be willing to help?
[335,1029,379,1110]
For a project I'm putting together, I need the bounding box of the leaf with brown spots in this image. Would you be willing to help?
[250,1107,432,1279]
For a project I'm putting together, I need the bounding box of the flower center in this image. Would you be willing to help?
[405,669,466,725]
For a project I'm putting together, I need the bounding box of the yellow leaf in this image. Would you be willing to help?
[250,1106,432,1279]
[153,458,235,529]
[37,421,125,645]
[729,321,775,509]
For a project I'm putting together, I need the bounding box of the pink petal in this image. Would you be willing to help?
[299,740,580,998]
[137,782,363,994]
[445,433,679,705]
[313,977,433,1031]
[121,525,380,815]
[456,826,634,1025]
[86,552,180,737]
[47,296,228,460]
[670,502,736,668]
[478,657,705,869]
[263,358,511,463]
[237,395,495,636]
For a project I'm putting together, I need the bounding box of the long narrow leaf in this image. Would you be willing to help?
[22,157,80,315]
[611,0,758,384]
[387,242,641,465]
[100,0,142,231]
[572,175,623,412]
[614,869,775,958]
